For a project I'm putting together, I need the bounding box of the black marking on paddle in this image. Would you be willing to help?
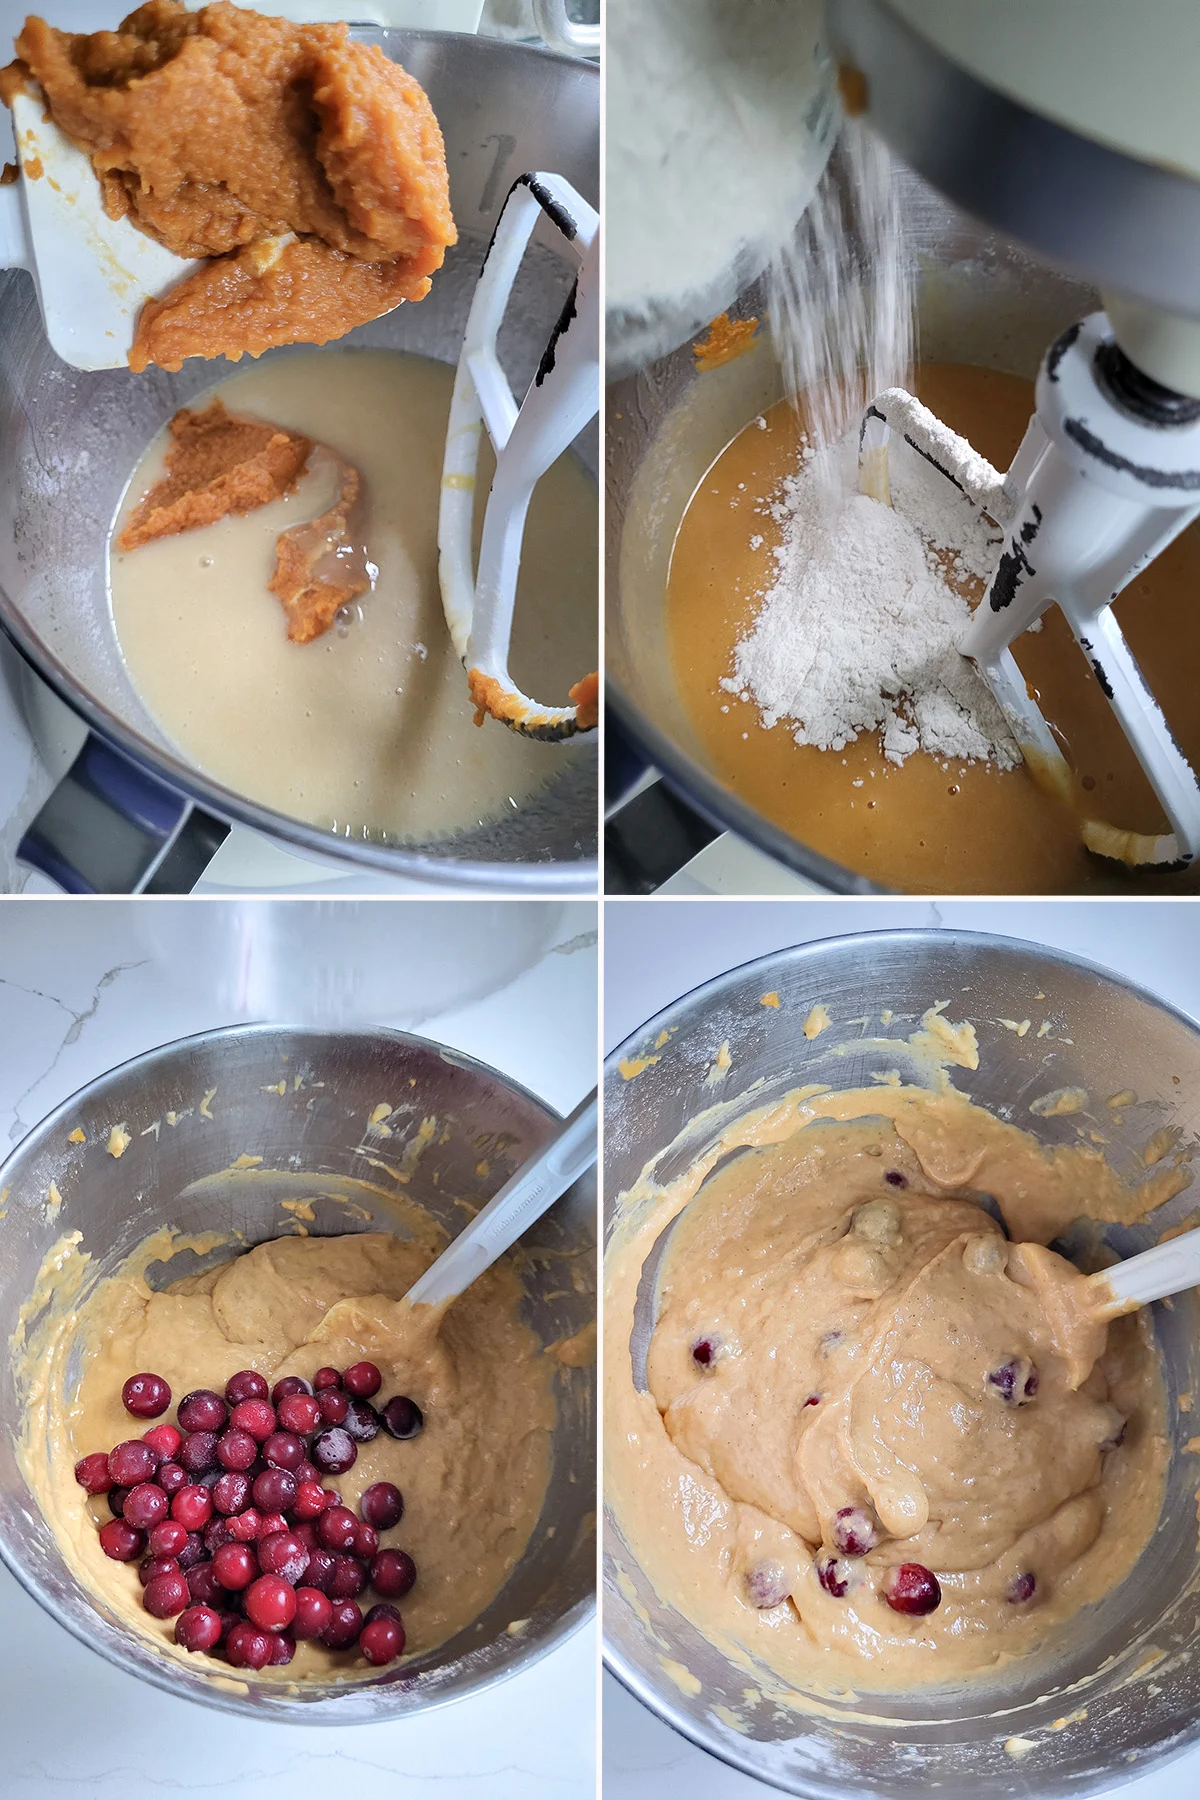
[536,276,578,387]
[1045,321,1082,384]
[1063,417,1200,490]
[482,172,579,263]
[986,505,1041,612]
[1079,636,1115,698]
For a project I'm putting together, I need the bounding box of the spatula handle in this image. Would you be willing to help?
[1088,1228,1200,1316]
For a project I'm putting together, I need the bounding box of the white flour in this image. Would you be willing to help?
[723,433,1020,768]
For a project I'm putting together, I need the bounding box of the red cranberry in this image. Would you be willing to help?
[171,1485,213,1529]
[294,1459,321,1486]
[803,1394,821,1408]
[319,1598,363,1649]
[317,1390,350,1426]
[225,1622,273,1669]
[216,1610,242,1641]
[263,1430,306,1472]
[342,1361,382,1398]
[744,1562,790,1608]
[317,1505,360,1552]
[353,1522,379,1561]
[884,1170,908,1188]
[177,1390,227,1433]
[343,1399,379,1443]
[369,1549,416,1599]
[226,1509,262,1543]
[364,1602,403,1627]
[1008,1572,1037,1604]
[204,1518,235,1554]
[986,1359,1038,1406]
[831,1505,879,1557]
[108,1440,158,1487]
[294,1520,319,1550]
[267,1632,295,1665]
[304,1548,336,1593]
[143,1424,182,1459]
[312,1429,357,1475]
[313,1367,341,1391]
[690,1337,718,1370]
[213,1542,258,1591]
[255,1510,290,1539]
[107,1487,130,1517]
[381,1396,423,1440]
[360,1612,405,1664]
[99,1518,144,1561]
[143,1570,190,1617]
[157,1461,188,1496]
[271,1375,313,1404]
[328,1554,365,1600]
[124,1483,169,1530]
[252,1467,297,1513]
[259,1530,310,1585]
[178,1532,206,1571]
[186,1561,222,1606]
[245,1574,297,1631]
[176,1604,222,1653]
[229,1399,276,1443]
[138,1554,181,1588]
[816,1556,854,1598]
[277,1393,321,1435]
[882,1563,942,1616]
[178,1431,219,1475]
[122,1372,172,1419]
[216,1429,258,1473]
[148,1519,188,1559]
[225,1370,269,1406]
[74,1452,114,1494]
[360,1481,404,1531]
[293,1586,333,1639]
[213,1471,252,1515]
[293,1481,329,1521]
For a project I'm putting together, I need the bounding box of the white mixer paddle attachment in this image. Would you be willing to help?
[439,172,599,742]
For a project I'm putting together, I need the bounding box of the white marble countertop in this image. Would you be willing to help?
[0,896,597,1800]
[603,897,1200,1800]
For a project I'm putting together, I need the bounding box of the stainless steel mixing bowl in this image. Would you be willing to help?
[0,31,598,893]
[604,930,1200,1796]
[0,1025,595,1721]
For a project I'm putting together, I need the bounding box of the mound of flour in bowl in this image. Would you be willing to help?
[723,433,1021,767]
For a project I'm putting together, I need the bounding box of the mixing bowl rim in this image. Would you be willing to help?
[602,925,1200,1797]
[0,1018,596,1723]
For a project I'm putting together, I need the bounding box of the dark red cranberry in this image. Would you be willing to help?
[293,1586,333,1639]
[313,1367,341,1392]
[157,1461,188,1496]
[744,1562,790,1608]
[255,1510,289,1539]
[304,1547,336,1593]
[176,1604,222,1653]
[343,1399,379,1443]
[107,1487,130,1517]
[74,1452,114,1494]
[225,1370,269,1406]
[177,1390,227,1433]
[99,1518,144,1561]
[831,1505,879,1557]
[267,1632,295,1666]
[226,1509,262,1543]
[252,1467,298,1513]
[294,1459,321,1486]
[882,1563,941,1616]
[138,1554,181,1588]
[143,1570,190,1618]
[108,1440,158,1487]
[216,1429,258,1473]
[263,1430,306,1471]
[342,1361,382,1398]
[143,1424,183,1460]
[245,1574,297,1631]
[259,1530,310,1585]
[204,1518,235,1554]
[364,1602,403,1628]
[213,1471,252,1515]
[122,1372,172,1419]
[317,1505,360,1552]
[312,1428,357,1475]
[198,1467,225,1491]
[124,1483,169,1530]
[178,1532,206,1571]
[353,1522,379,1561]
[225,1622,273,1669]
[186,1561,222,1606]
[171,1485,213,1529]
[360,1612,405,1664]
[1007,1572,1037,1604]
[816,1555,853,1598]
[213,1542,258,1591]
[1023,1367,1040,1399]
[802,1394,821,1408]
[986,1359,1038,1406]
[360,1481,404,1531]
[272,1375,313,1404]
[884,1170,907,1188]
[369,1549,416,1599]
[328,1554,365,1600]
[293,1480,329,1521]
[294,1522,319,1555]
[317,1389,350,1427]
[319,1599,363,1649]
[148,1518,188,1559]
[277,1393,321,1435]
[216,1610,242,1642]
[381,1396,423,1440]
[229,1399,276,1443]
[178,1431,219,1475]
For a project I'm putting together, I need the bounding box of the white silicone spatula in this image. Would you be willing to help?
[405,1089,597,1309]
[1087,1228,1200,1320]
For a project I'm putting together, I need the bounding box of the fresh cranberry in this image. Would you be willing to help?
[171,1485,213,1529]
[832,1505,879,1557]
[364,1602,403,1627]
[259,1530,310,1585]
[143,1570,190,1618]
[342,1361,382,1398]
[986,1359,1038,1406]
[293,1586,333,1639]
[213,1471,251,1515]
[1008,1572,1037,1604]
[319,1599,363,1649]
[213,1542,258,1591]
[304,1548,336,1593]
[225,1622,273,1669]
[277,1393,321,1435]
[293,1480,329,1521]
[360,1613,405,1664]
[186,1561,222,1606]
[744,1562,790,1608]
[245,1574,297,1631]
[816,1556,854,1598]
[225,1370,269,1406]
[882,1563,941,1615]
[381,1396,424,1440]
[216,1429,258,1473]
[369,1549,416,1599]
[143,1424,182,1459]
[313,1367,341,1391]
[157,1461,188,1496]
[294,1521,319,1552]
[252,1468,297,1513]
[360,1481,404,1531]
[343,1399,379,1443]
[175,1604,222,1653]
[148,1518,188,1559]
[294,1459,321,1486]
[267,1632,295,1665]
[226,1509,262,1543]
[122,1372,172,1419]
[354,1522,379,1560]
[230,1399,276,1443]
[124,1483,169,1530]
[884,1170,908,1188]
[178,1532,206,1571]
[99,1518,144,1561]
[317,1390,350,1426]
[204,1518,235,1554]
[691,1338,718,1370]
[216,1610,241,1642]
[177,1389,227,1433]
[317,1505,359,1553]
[272,1375,313,1403]
[178,1431,219,1475]
[328,1554,365,1600]
[255,1511,290,1540]
[263,1430,306,1471]
[138,1554,181,1588]
[74,1452,113,1494]
[108,1440,157,1487]
[312,1428,357,1475]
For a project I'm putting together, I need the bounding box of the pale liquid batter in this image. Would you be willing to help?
[606,1078,1178,1694]
[667,364,1200,894]
[109,349,597,845]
